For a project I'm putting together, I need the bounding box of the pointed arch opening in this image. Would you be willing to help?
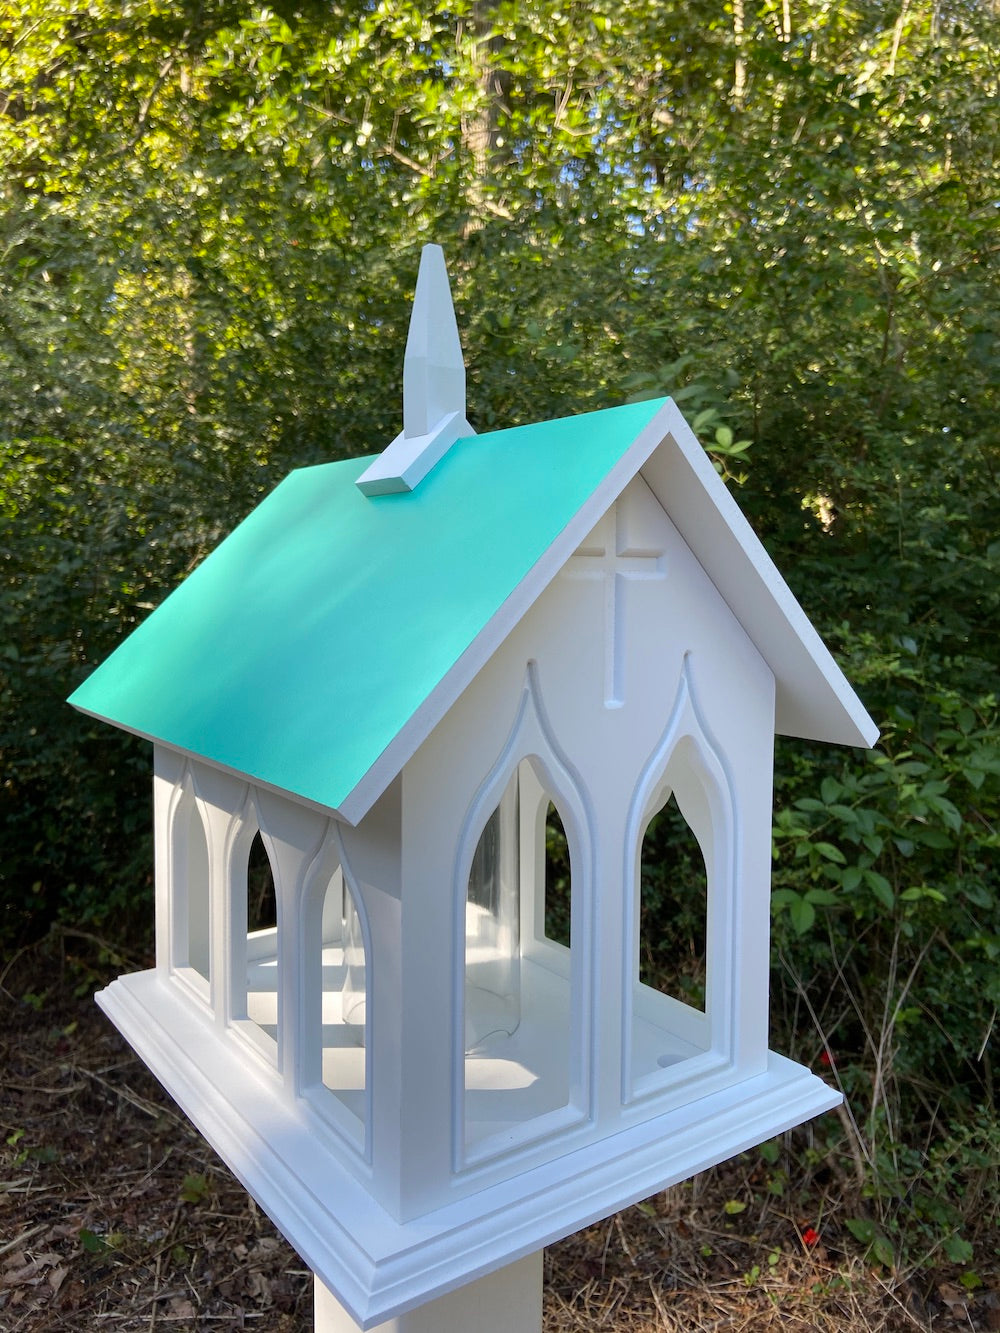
[465,769,520,1052]
[639,793,708,1013]
[247,831,277,936]
[460,732,590,1165]
[172,789,211,994]
[625,704,736,1101]
[317,864,367,1144]
[297,837,369,1156]
[243,829,279,1049]
[542,802,572,949]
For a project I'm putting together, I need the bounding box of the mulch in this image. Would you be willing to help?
[1,935,996,1331]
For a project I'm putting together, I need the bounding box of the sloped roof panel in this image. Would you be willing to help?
[69,399,669,815]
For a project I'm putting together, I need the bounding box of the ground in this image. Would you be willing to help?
[1,934,996,1332]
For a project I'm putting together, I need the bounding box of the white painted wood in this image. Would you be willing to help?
[339,778,403,1206]
[400,245,464,440]
[449,668,593,1173]
[371,476,784,1210]
[564,504,667,707]
[314,1252,542,1333]
[167,767,212,1003]
[98,967,838,1328]
[356,413,475,497]
[621,656,735,1102]
[153,746,185,977]
[256,789,328,1088]
[189,767,258,1044]
[356,245,475,496]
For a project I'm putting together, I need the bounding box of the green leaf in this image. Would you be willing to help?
[943,1235,974,1264]
[900,885,946,903]
[871,1234,895,1268]
[829,803,859,824]
[845,1218,875,1244]
[805,888,838,905]
[821,776,842,805]
[790,895,816,933]
[180,1172,209,1205]
[864,870,895,910]
[845,1218,893,1267]
[815,841,847,864]
[914,828,953,849]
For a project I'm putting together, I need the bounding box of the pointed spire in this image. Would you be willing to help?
[402,245,465,438]
[356,245,476,497]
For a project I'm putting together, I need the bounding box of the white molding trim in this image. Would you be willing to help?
[620,653,738,1103]
[450,665,593,1172]
[98,968,840,1330]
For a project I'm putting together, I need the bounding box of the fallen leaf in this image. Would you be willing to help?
[247,1270,272,1303]
[2,1253,59,1286]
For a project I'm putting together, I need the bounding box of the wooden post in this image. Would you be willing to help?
[314,1251,543,1333]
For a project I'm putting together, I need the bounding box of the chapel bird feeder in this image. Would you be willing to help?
[70,245,877,1332]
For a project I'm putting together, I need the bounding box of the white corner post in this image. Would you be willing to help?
[356,244,476,497]
[314,1252,543,1333]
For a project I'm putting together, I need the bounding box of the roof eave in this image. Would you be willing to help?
[68,701,357,824]
[640,400,879,750]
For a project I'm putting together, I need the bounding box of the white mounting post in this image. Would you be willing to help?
[356,244,476,497]
[313,1252,543,1332]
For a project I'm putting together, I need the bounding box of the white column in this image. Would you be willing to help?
[314,1251,543,1333]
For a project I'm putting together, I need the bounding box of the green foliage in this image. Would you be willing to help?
[768,682,999,1264]
[543,803,572,948]
[78,1228,110,1255]
[179,1172,210,1206]
[640,797,708,1007]
[1,0,997,1273]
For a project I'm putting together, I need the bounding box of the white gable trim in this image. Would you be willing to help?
[342,398,876,824]
[640,401,878,751]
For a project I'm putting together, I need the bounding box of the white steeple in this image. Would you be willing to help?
[356,245,476,496]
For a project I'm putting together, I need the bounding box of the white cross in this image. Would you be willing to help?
[564,504,666,707]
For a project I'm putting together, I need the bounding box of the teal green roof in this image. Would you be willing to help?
[69,399,668,815]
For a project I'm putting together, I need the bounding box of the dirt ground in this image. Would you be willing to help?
[1,935,996,1331]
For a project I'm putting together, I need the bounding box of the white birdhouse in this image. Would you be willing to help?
[70,246,877,1331]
